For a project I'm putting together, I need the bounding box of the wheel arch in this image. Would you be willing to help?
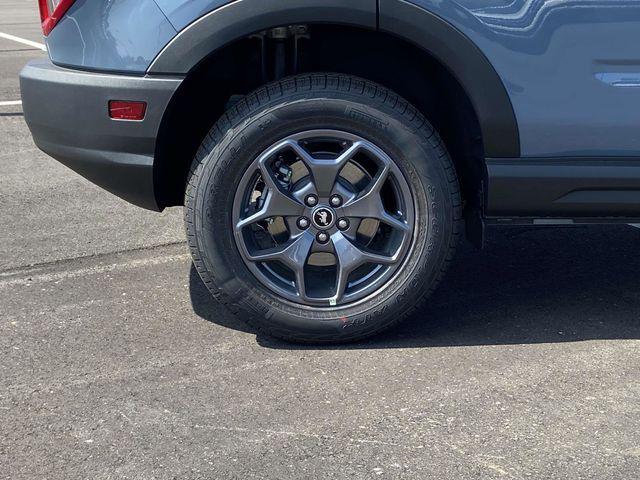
[148,0,377,74]
[149,0,519,159]
[152,0,519,246]
[378,0,519,159]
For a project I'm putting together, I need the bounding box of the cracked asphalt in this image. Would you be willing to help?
[1,2,639,479]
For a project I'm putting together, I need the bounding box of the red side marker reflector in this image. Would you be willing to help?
[108,100,147,121]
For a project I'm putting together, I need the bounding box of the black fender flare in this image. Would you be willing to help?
[379,0,519,158]
[148,0,376,74]
[149,0,520,158]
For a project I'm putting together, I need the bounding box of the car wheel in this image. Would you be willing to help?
[184,74,462,343]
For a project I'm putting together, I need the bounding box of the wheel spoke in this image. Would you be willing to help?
[380,211,410,232]
[341,164,389,217]
[235,161,304,231]
[333,181,357,204]
[331,232,396,302]
[247,231,315,299]
[290,179,316,204]
[288,140,364,196]
[340,164,409,232]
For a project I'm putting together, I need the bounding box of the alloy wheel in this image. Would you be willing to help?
[232,130,416,307]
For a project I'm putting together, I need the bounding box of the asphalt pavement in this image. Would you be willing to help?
[1,2,639,479]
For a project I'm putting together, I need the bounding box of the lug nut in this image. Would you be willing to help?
[297,217,310,229]
[305,194,318,207]
[337,218,350,231]
[330,194,343,207]
[316,231,330,244]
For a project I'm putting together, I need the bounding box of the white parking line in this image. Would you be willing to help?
[0,31,46,51]
[0,100,22,107]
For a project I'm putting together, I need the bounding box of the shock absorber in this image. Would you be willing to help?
[252,25,310,82]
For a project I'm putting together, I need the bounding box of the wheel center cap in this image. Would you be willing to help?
[312,206,335,229]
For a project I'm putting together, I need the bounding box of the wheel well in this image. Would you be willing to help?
[154,25,484,230]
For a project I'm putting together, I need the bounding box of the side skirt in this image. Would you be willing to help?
[486,157,640,223]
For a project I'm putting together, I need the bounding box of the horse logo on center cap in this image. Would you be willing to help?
[313,208,334,228]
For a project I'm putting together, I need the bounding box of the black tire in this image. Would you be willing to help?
[184,74,462,343]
